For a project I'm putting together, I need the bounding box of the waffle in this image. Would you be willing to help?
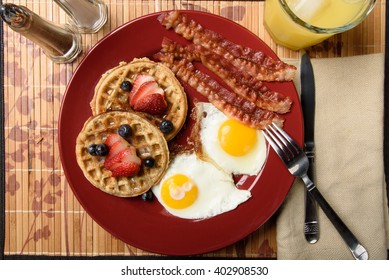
[90,57,188,141]
[76,111,169,197]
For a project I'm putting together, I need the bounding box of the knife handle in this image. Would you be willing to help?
[306,149,315,184]
[301,175,368,260]
[304,148,319,243]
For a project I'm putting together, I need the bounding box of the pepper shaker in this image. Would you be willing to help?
[0,3,82,64]
[54,0,108,33]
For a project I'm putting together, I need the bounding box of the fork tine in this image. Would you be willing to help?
[268,124,299,160]
[263,127,290,163]
[270,123,301,153]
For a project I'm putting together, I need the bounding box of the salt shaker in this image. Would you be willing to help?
[54,0,108,33]
[0,3,82,64]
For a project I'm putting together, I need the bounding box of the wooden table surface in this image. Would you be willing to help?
[2,0,386,258]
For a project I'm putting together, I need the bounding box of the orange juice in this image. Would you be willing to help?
[264,0,376,50]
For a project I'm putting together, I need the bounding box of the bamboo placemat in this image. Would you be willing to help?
[1,0,386,258]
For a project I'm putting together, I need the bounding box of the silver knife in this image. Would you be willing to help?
[300,53,319,243]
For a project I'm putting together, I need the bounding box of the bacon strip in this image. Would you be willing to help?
[158,11,296,82]
[154,53,284,129]
[160,37,292,114]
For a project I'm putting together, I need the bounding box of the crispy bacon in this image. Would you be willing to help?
[154,53,284,129]
[160,37,292,114]
[158,11,296,82]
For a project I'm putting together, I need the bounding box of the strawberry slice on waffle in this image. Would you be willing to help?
[129,74,155,100]
[105,134,122,148]
[129,75,167,115]
[104,134,141,177]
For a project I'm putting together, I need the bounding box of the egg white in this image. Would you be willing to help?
[197,102,267,176]
[151,153,251,220]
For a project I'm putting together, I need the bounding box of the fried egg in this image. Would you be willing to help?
[197,102,267,175]
[151,153,251,219]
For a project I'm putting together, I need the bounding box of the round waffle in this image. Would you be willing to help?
[90,57,188,141]
[76,111,169,197]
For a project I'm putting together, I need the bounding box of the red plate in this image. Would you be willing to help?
[59,10,303,256]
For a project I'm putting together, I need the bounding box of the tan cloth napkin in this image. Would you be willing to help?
[277,53,388,260]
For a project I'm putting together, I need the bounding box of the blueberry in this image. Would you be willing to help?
[144,157,155,168]
[120,80,132,92]
[159,119,174,134]
[141,190,154,202]
[87,144,98,156]
[118,124,132,138]
[95,144,109,156]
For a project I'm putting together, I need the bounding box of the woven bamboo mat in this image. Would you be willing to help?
[2,0,386,258]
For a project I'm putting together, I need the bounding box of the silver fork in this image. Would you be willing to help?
[263,122,368,260]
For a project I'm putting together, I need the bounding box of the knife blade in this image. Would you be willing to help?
[300,53,319,244]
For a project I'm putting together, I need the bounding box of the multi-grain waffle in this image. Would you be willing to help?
[76,111,169,197]
[90,57,188,141]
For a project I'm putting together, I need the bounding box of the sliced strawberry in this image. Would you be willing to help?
[104,140,127,162]
[130,80,163,106]
[104,150,119,170]
[122,145,140,162]
[129,74,155,101]
[104,134,128,163]
[104,146,141,177]
[105,134,122,148]
[130,81,167,115]
[111,161,141,177]
[110,147,141,168]
[127,146,142,165]
[132,93,167,115]
[128,73,168,115]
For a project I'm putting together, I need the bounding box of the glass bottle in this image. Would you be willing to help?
[0,3,82,64]
[54,0,108,33]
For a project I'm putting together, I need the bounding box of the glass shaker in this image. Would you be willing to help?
[0,3,82,64]
[54,0,108,33]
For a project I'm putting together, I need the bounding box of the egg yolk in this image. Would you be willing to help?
[161,174,198,209]
[218,119,257,156]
